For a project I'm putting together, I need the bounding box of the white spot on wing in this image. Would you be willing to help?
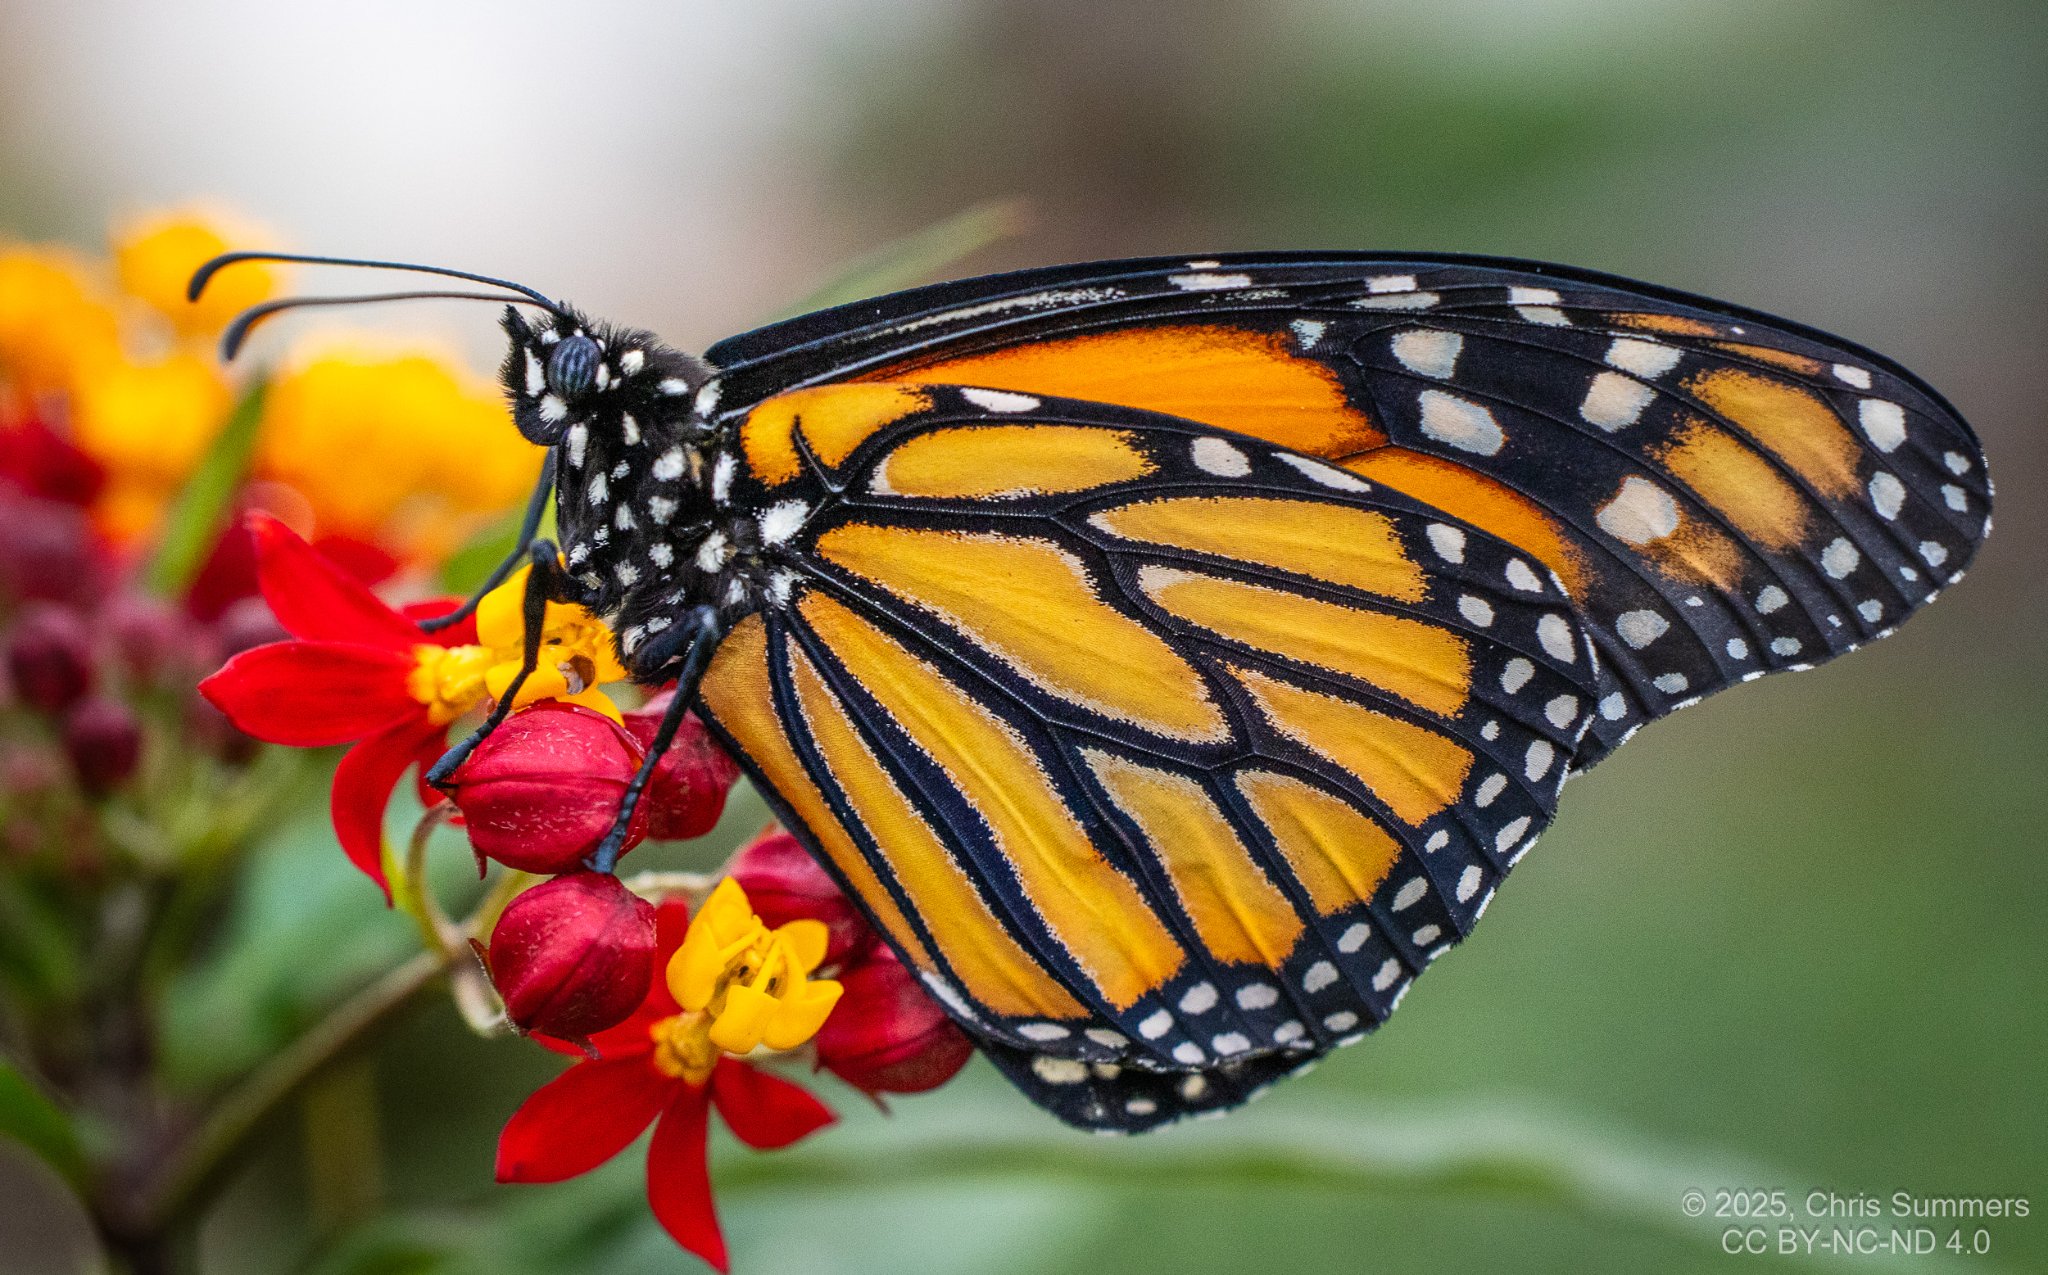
[1858,400,1906,452]
[1580,371,1656,431]
[1390,328,1463,379]
[1274,452,1369,491]
[1868,472,1905,520]
[1615,609,1669,649]
[1290,319,1327,348]
[1832,363,1871,388]
[1595,476,1680,545]
[1425,524,1466,563]
[1418,390,1504,456]
[1537,613,1576,662]
[1169,272,1251,291]
[1190,437,1251,477]
[1604,337,1682,377]
[1510,287,1569,325]
[1820,537,1860,579]
[960,387,1040,413]
[759,500,810,546]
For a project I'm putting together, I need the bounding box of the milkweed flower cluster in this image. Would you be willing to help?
[495,830,972,1270]
[1,205,978,1274]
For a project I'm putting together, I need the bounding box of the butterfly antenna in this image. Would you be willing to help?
[219,290,557,360]
[188,251,560,309]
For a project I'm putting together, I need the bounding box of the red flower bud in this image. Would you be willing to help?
[730,827,871,965]
[6,603,95,713]
[103,593,197,685]
[211,596,286,661]
[623,690,742,841]
[488,872,658,1039]
[63,696,142,795]
[449,702,649,874]
[0,488,108,608]
[815,944,973,1096]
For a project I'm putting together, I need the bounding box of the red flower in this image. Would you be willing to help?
[497,896,836,1271]
[198,513,475,894]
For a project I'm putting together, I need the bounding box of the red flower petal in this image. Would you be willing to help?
[647,1085,726,1272]
[411,728,451,809]
[248,513,426,649]
[199,642,421,745]
[710,1059,835,1151]
[496,1056,676,1184]
[653,897,693,961]
[332,715,447,895]
[400,598,478,646]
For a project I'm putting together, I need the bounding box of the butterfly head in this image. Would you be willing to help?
[499,305,711,448]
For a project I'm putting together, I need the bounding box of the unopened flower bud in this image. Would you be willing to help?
[103,593,193,685]
[63,696,142,795]
[730,827,871,965]
[814,944,973,1096]
[488,872,657,1039]
[0,489,107,607]
[211,596,285,661]
[6,603,95,713]
[450,702,648,874]
[623,690,742,841]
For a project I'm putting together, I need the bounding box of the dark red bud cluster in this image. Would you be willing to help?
[727,829,974,1097]
[446,697,742,877]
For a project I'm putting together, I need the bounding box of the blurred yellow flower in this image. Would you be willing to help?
[255,340,538,566]
[6,207,539,568]
[113,209,277,338]
[0,247,121,398]
[69,351,233,541]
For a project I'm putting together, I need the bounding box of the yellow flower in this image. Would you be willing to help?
[649,878,843,1083]
[0,246,121,397]
[256,339,537,565]
[113,209,276,337]
[404,567,625,726]
[69,351,233,542]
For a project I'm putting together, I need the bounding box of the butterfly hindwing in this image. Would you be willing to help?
[695,385,1602,1129]
[706,253,1990,766]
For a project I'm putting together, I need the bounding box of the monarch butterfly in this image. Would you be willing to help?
[193,249,1990,1131]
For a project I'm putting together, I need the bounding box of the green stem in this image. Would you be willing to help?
[129,949,443,1237]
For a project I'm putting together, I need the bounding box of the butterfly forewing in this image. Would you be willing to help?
[706,253,1990,766]
[695,385,1602,1129]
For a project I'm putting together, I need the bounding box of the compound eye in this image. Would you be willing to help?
[545,333,602,398]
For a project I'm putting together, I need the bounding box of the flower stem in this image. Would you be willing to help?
[128,949,443,1238]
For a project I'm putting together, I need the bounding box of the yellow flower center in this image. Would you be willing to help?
[657,878,842,1067]
[403,567,628,725]
[648,1011,722,1084]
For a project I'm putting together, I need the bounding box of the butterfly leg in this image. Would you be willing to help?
[424,539,572,788]
[584,606,722,874]
[417,451,558,633]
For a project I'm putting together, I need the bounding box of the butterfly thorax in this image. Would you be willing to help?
[501,306,758,678]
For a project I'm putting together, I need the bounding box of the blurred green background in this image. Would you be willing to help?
[2,1,2042,1271]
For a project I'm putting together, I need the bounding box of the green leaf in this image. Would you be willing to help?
[0,1055,87,1189]
[774,200,1029,319]
[145,377,269,597]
